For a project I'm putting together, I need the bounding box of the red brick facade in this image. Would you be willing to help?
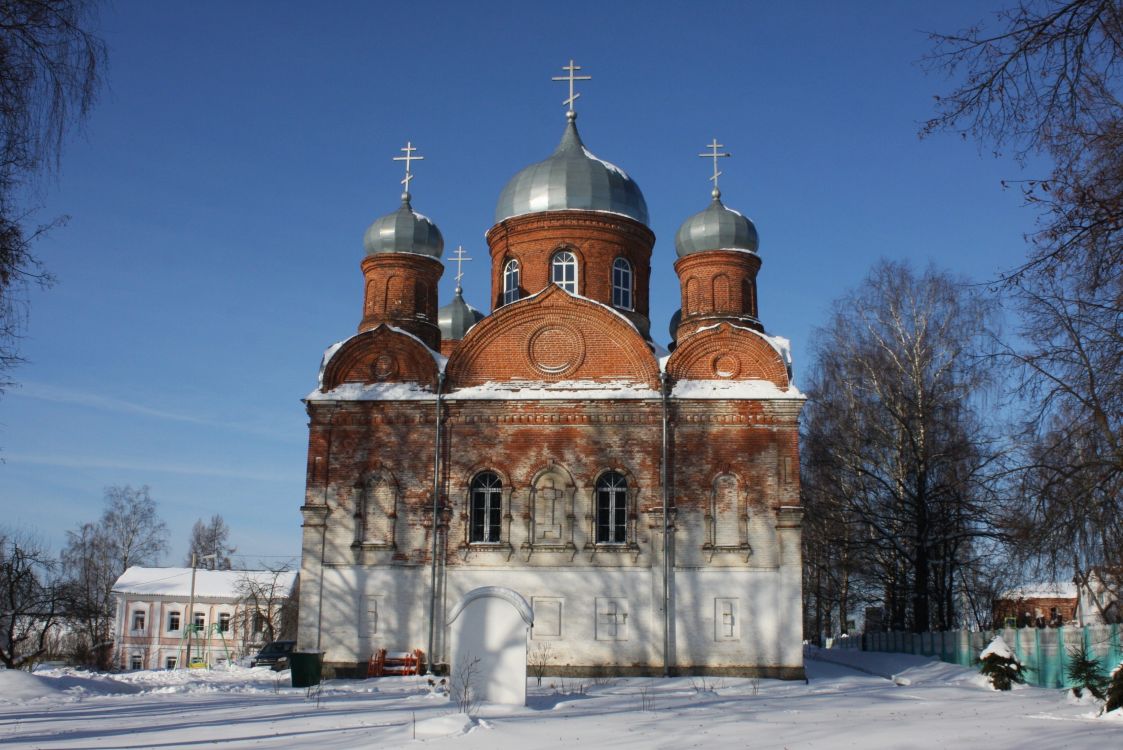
[300,133,804,678]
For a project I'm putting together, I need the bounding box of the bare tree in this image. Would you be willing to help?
[233,565,296,649]
[925,1,1123,600]
[801,261,1005,632]
[923,0,1122,285]
[61,485,168,668]
[0,527,64,668]
[185,515,235,570]
[0,0,105,392]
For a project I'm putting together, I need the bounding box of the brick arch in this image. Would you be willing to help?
[320,325,440,390]
[665,322,789,389]
[445,285,660,388]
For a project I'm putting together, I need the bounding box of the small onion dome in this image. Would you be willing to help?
[495,114,649,227]
[438,287,485,340]
[668,308,682,341]
[674,192,758,258]
[363,192,444,258]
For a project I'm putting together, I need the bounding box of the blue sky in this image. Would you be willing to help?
[1,0,1039,566]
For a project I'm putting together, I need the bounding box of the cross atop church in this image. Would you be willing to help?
[699,138,731,198]
[393,141,424,195]
[450,245,472,291]
[552,59,591,116]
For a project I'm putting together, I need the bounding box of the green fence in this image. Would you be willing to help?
[863,624,1122,689]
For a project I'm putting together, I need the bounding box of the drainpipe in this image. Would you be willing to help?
[660,370,672,677]
[427,370,446,674]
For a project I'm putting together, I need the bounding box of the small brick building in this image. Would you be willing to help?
[297,105,805,678]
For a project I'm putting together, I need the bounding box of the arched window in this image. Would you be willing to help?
[596,471,628,544]
[470,472,503,543]
[612,257,633,310]
[502,259,520,306]
[551,250,578,293]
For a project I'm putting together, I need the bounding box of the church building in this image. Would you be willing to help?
[297,64,805,678]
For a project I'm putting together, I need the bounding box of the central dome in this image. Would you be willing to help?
[494,115,649,226]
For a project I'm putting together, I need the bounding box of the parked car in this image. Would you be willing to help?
[250,640,296,670]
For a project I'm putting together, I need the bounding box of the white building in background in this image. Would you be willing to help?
[111,567,297,670]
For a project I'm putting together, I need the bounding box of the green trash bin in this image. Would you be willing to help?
[290,651,323,688]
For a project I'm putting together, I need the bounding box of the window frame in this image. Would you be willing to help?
[193,611,205,630]
[611,257,633,310]
[469,471,503,544]
[595,471,628,545]
[218,612,231,633]
[502,259,521,306]
[131,610,146,632]
[167,611,181,632]
[551,250,578,294]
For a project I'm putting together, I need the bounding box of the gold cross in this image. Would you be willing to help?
[393,141,424,193]
[552,59,592,114]
[450,245,472,290]
[699,138,731,195]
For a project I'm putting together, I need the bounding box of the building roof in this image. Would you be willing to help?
[998,582,1078,600]
[494,114,649,226]
[363,193,444,258]
[111,567,297,600]
[674,194,759,257]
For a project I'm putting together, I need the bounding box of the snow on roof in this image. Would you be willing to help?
[112,567,297,600]
[672,379,804,400]
[311,378,805,402]
[998,582,1077,600]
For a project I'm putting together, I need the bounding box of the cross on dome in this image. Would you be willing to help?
[552,59,591,117]
[699,138,731,199]
[393,141,424,198]
[450,245,472,291]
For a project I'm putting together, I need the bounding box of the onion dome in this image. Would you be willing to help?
[495,113,649,226]
[674,190,758,258]
[438,287,485,340]
[363,192,444,258]
[668,308,681,340]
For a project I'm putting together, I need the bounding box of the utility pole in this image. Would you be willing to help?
[184,553,216,669]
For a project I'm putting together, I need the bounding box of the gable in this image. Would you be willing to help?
[445,285,660,389]
[666,322,790,389]
[320,325,441,392]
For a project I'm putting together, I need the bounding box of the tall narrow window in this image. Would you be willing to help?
[168,611,181,632]
[470,472,503,543]
[596,471,628,544]
[551,250,577,293]
[612,257,633,309]
[503,259,520,305]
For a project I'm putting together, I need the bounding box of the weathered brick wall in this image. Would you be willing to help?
[358,253,443,349]
[673,249,762,339]
[485,210,654,322]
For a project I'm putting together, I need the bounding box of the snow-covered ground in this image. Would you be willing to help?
[1,647,1118,749]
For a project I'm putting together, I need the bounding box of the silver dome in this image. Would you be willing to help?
[668,308,681,341]
[364,193,444,258]
[674,194,758,258]
[494,115,649,226]
[438,287,485,340]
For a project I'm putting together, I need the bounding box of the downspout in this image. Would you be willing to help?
[660,370,672,677]
[314,404,333,654]
[427,370,446,674]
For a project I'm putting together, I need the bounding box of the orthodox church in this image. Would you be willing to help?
[297,64,805,678]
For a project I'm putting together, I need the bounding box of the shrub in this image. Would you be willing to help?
[1065,645,1107,700]
[979,636,1023,691]
[1106,661,1123,713]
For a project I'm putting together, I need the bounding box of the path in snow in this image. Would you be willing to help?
[0,650,1118,749]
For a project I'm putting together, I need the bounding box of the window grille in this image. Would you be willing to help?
[503,259,520,305]
[470,472,503,543]
[551,250,577,293]
[612,258,633,309]
[596,471,628,544]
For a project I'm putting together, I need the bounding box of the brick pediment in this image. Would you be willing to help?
[321,325,440,391]
[445,285,660,388]
[666,322,789,389]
